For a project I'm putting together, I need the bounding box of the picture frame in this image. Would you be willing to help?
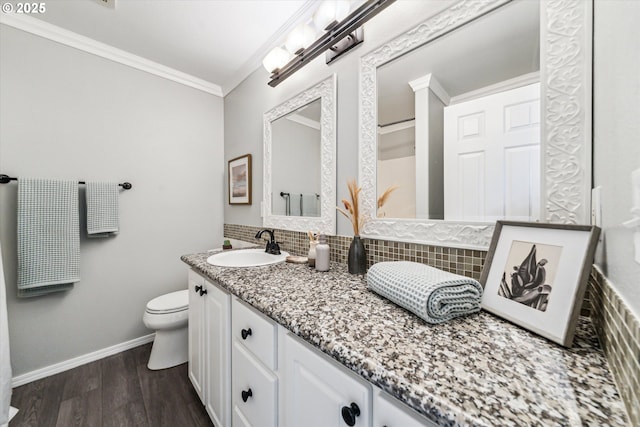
[480,221,600,346]
[228,154,252,205]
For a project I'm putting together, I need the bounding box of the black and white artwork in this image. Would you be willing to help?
[498,240,562,312]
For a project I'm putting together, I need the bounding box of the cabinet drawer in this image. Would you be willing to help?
[232,340,277,427]
[232,298,277,370]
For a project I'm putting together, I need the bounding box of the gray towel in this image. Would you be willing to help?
[86,182,119,238]
[367,261,482,324]
[17,178,80,297]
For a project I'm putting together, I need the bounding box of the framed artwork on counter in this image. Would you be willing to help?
[480,221,600,346]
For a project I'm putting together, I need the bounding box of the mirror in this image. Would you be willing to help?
[359,0,593,249]
[377,0,540,222]
[271,99,322,217]
[263,75,336,234]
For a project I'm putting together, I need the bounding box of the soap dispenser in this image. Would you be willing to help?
[315,234,330,272]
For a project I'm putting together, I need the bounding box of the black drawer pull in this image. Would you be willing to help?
[241,388,253,402]
[199,288,207,296]
[341,402,360,426]
[194,285,202,293]
[241,328,252,340]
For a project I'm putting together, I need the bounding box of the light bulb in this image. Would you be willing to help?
[262,47,292,73]
[285,23,317,54]
[313,0,350,32]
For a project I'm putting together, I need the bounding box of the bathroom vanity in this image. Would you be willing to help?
[182,251,628,426]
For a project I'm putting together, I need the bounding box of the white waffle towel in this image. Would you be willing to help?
[86,182,119,238]
[367,261,483,324]
[17,178,79,297]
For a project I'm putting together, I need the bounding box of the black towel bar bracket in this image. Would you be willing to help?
[0,174,132,190]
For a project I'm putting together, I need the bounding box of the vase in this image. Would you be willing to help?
[348,236,366,275]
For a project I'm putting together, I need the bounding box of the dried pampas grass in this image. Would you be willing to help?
[336,179,397,236]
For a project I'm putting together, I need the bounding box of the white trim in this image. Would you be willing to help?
[0,14,223,97]
[449,71,540,105]
[408,74,451,105]
[377,119,415,135]
[286,113,321,130]
[11,333,155,387]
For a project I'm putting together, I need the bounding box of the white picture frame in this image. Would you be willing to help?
[480,221,600,346]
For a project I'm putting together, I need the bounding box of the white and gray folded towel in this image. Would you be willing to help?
[86,182,119,238]
[367,261,483,324]
[17,178,80,297]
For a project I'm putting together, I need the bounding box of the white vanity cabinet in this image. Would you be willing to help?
[188,269,435,427]
[231,298,278,427]
[373,388,437,427]
[188,270,231,427]
[280,330,372,427]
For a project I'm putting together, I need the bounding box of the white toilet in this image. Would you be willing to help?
[143,289,189,370]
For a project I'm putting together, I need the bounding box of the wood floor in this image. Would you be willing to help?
[9,343,213,427]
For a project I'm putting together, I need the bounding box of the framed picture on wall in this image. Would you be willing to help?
[480,221,600,346]
[228,154,252,205]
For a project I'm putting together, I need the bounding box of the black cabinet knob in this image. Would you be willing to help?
[341,402,360,426]
[241,388,253,402]
[241,328,252,340]
[199,288,207,297]
[194,285,202,293]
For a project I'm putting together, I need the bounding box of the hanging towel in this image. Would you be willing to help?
[302,194,320,216]
[17,178,79,298]
[86,182,119,238]
[367,261,483,324]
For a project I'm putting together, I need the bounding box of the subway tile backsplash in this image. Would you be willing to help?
[224,223,639,421]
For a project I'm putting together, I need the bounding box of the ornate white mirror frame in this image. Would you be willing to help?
[263,74,337,234]
[359,0,592,249]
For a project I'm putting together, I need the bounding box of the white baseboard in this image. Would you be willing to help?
[11,333,155,387]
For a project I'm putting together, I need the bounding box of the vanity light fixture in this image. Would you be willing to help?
[264,0,396,87]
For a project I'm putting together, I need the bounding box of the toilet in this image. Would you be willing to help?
[143,289,189,370]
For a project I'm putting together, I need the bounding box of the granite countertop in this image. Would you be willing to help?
[181,251,629,427]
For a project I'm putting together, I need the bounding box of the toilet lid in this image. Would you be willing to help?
[146,289,189,314]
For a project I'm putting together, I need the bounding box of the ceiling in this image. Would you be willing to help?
[4,0,316,95]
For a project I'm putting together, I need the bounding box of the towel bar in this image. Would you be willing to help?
[0,174,132,190]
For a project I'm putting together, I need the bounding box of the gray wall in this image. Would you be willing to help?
[224,1,454,235]
[0,25,224,376]
[593,0,640,318]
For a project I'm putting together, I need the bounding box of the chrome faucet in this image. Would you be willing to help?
[255,229,281,255]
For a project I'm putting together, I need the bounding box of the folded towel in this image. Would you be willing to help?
[86,182,119,238]
[17,178,79,297]
[367,261,483,324]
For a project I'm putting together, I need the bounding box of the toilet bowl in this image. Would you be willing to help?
[143,289,189,370]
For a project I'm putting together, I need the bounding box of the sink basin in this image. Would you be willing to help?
[207,248,289,268]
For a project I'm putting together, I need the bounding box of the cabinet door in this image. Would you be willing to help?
[281,332,371,427]
[373,388,437,427]
[204,280,231,427]
[188,270,205,401]
[232,340,277,427]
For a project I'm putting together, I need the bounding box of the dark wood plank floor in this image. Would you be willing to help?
[9,343,213,427]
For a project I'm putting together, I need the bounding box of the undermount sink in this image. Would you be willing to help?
[207,248,289,268]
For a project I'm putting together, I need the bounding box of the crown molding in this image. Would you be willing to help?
[0,13,223,97]
[409,73,451,105]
